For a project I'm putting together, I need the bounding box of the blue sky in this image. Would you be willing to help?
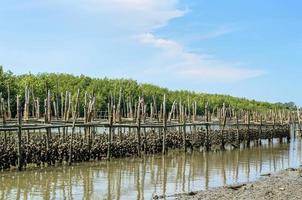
[0,0,301,104]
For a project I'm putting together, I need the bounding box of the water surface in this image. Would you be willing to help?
[1,135,302,200]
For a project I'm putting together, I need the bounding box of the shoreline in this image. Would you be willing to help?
[157,167,302,200]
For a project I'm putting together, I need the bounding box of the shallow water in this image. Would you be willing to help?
[0,131,301,200]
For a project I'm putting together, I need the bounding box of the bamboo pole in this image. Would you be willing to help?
[17,95,23,171]
[162,94,167,154]
[107,101,113,160]
[7,85,11,119]
[205,102,210,151]
[182,104,186,151]
[136,97,142,156]
[220,107,227,150]
[69,89,80,166]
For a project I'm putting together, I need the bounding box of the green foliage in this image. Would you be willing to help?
[0,67,295,115]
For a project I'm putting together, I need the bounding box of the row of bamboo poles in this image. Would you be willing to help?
[0,86,298,171]
[0,86,297,124]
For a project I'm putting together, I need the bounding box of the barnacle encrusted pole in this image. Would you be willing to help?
[107,99,114,160]
[136,96,142,156]
[69,89,80,166]
[162,94,167,154]
[17,95,23,171]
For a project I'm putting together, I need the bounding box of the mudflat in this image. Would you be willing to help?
[163,167,302,200]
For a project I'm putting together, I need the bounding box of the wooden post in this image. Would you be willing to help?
[36,98,40,119]
[1,98,7,147]
[24,86,29,120]
[53,101,57,119]
[44,99,49,151]
[246,111,251,148]
[259,114,263,146]
[56,82,60,120]
[64,91,68,121]
[61,92,64,119]
[220,107,227,150]
[182,104,186,151]
[297,107,301,136]
[162,94,167,154]
[107,103,113,160]
[272,111,276,143]
[66,92,71,121]
[137,97,142,156]
[205,102,210,151]
[84,92,88,140]
[69,89,80,166]
[7,85,11,119]
[31,87,36,118]
[117,88,122,123]
[17,96,23,171]
[168,100,176,122]
[235,111,240,148]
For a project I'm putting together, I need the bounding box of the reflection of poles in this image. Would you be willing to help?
[62,170,66,199]
[269,144,272,171]
[188,152,193,191]
[16,176,21,200]
[175,153,182,192]
[298,138,302,164]
[247,149,250,181]
[107,161,112,200]
[204,152,209,189]
[273,147,276,172]
[150,155,157,195]
[44,173,51,200]
[52,170,58,200]
[68,168,73,200]
[255,147,259,174]
[162,154,167,198]
[141,157,146,200]
[117,166,122,200]
[221,152,226,185]
[235,150,239,182]
[259,145,263,174]
[288,140,290,168]
[84,167,92,200]
[182,152,186,192]
[155,156,160,195]
[136,161,141,200]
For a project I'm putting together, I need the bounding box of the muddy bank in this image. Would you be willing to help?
[166,167,302,200]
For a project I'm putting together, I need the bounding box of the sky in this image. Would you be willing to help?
[0,0,301,104]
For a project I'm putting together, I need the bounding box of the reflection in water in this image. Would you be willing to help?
[1,138,302,200]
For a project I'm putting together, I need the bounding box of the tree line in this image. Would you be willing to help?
[0,66,296,117]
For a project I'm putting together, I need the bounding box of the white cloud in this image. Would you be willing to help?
[52,0,186,30]
[137,33,265,82]
[197,25,238,40]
